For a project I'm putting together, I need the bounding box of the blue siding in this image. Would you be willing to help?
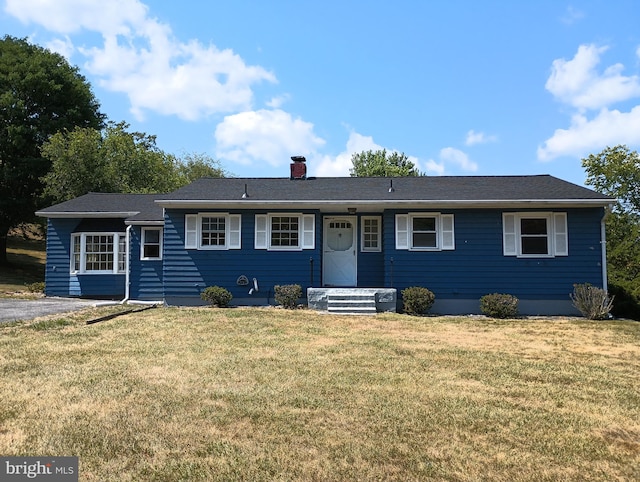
[44,218,78,297]
[43,218,125,298]
[43,205,607,313]
[163,209,322,305]
[384,208,605,303]
[128,227,164,301]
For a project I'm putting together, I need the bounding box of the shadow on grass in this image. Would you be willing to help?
[0,236,46,292]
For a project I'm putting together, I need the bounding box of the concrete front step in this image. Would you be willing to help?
[327,295,377,315]
[307,288,397,314]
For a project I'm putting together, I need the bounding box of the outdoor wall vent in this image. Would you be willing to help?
[290,156,307,180]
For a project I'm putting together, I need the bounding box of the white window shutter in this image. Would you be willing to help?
[553,212,568,256]
[395,214,409,250]
[185,214,198,249]
[255,215,268,249]
[302,214,315,249]
[228,214,242,249]
[503,213,517,256]
[440,214,455,250]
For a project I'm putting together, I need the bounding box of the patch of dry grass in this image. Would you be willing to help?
[0,230,46,295]
[1,308,639,481]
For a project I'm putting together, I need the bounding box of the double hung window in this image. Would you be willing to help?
[395,213,455,251]
[141,227,162,260]
[255,214,315,250]
[502,212,568,257]
[184,213,242,250]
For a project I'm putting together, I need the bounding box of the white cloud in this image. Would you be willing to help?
[439,147,478,172]
[214,109,325,169]
[560,6,585,25]
[540,44,640,161]
[313,132,382,177]
[538,107,640,161]
[5,0,149,36]
[423,159,445,175]
[5,0,276,121]
[266,94,291,109]
[545,44,640,110]
[421,148,478,176]
[45,35,75,59]
[465,129,497,146]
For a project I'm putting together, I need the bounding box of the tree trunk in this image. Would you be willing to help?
[0,231,8,266]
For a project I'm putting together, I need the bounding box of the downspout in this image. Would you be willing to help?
[601,205,613,293]
[121,225,132,304]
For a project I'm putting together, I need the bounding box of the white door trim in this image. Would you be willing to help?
[322,216,357,287]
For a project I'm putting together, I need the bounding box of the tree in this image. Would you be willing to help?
[350,149,421,177]
[41,123,228,204]
[0,36,104,264]
[582,145,640,299]
[175,152,228,184]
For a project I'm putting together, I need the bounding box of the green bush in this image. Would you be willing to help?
[200,286,233,308]
[25,281,45,293]
[480,293,519,318]
[608,283,640,320]
[570,283,613,320]
[401,286,435,315]
[274,284,302,309]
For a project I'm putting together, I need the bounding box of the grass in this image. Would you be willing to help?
[0,227,46,296]
[1,308,639,481]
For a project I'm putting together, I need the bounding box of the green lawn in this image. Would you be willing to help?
[1,307,638,481]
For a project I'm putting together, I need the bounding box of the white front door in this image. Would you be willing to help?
[323,216,357,287]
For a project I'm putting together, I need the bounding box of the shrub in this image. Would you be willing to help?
[608,283,640,320]
[401,286,435,315]
[200,286,233,308]
[25,281,45,293]
[570,283,613,320]
[480,293,519,318]
[274,284,302,309]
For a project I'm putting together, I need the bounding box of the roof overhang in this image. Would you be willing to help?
[125,220,165,226]
[35,211,139,219]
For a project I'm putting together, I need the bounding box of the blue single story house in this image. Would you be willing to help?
[36,161,613,315]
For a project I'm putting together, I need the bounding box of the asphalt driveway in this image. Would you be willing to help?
[0,298,101,323]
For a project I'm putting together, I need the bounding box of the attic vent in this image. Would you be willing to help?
[290,156,307,180]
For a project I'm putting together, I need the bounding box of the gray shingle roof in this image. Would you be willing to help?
[36,193,165,222]
[160,175,612,203]
[36,175,613,222]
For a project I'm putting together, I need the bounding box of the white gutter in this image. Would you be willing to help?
[120,225,132,304]
[601,205,613,292]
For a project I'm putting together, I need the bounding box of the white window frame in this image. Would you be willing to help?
[502,212,568,258]
[184,213,241,250]
[395,213,455,251]
[254,213,315,251]
[140,227,163,260]
[70,232,126,274]
[361,216,381,252]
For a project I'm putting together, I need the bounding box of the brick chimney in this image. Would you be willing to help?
[290,156,307,180]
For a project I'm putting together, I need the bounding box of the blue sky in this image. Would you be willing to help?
[2,0,640,185]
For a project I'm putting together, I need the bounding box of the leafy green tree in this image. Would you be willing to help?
[582,145,640,298]
[175,152,228,184]
[350,149,421,177]
[0,36,104,264]
[41,123,228,204]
